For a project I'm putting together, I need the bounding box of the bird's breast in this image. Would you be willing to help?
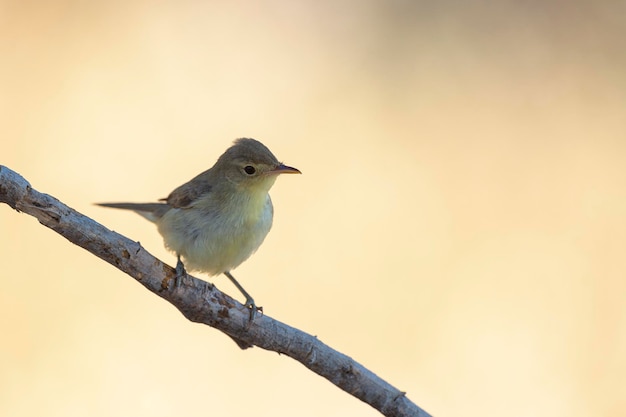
[156,192,274,275]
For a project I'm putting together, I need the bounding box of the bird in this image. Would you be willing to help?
[97,138,300,319]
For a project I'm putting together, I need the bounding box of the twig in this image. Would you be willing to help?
[0,165,431,417]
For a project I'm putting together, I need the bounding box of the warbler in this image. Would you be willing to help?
[98,138,300,318]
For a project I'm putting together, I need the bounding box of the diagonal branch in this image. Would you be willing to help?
[0,165,431,417]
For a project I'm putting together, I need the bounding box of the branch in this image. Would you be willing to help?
[0,165,431,417]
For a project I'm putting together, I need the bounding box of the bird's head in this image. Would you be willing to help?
[218,138,301,193]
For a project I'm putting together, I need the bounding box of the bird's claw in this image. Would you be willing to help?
[244,298,263,322]
[174,257,186,288]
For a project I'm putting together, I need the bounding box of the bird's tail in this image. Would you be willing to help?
[96,202,170,222]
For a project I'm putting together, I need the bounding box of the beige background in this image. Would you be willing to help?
[1,1,625,416]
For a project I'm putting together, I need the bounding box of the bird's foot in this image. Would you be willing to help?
[244,297,263,323]
[223,271,261,323]
[174,257,186,288]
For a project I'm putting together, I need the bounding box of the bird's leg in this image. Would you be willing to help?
[224,271,262,321]
[174,255,186,288]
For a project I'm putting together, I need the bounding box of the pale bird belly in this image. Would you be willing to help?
[156,201,273,276]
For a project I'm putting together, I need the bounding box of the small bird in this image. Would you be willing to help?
[98,138,300,318]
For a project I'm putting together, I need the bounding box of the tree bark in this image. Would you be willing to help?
[0,165,431,417]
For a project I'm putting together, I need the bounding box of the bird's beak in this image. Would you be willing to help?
[271,164,301,175]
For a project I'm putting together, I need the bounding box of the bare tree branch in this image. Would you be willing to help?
[0,165,431,417]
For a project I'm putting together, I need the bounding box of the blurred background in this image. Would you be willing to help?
[1,1,625,416]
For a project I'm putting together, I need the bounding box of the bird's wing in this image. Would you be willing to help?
[161,173,213,209]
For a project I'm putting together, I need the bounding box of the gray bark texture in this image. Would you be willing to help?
[0,165,431,417]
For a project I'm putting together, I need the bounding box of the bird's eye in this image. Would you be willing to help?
[243,165,256,175]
